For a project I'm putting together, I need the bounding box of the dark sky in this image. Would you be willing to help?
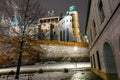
[40,0,89,35]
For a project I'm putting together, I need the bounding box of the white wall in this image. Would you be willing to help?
[56,15,73,41]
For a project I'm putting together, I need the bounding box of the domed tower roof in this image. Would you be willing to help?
[69,6,76,12]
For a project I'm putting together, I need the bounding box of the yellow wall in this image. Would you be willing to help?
[91,68,118,80]
[37,40,88,47]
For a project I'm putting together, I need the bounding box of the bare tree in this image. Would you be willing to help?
[0,0,46,79]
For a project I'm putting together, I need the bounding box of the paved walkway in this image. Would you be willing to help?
[71,71,103,80]
[0,62,103,80]
[0,71,103,80]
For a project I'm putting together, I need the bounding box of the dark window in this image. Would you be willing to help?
[119,36,120,51]
[90,56,93,68]
[40,20,43,23]
[93,54,96,68]
[63,30,65,41]
[67,28,70,41]
[48,19,50,22]
[44,20,46,23]
[54,32,55,35]
[90,30,93,44]
[51,19,54,22]
[96,51,101,70]
[60,31,62,41]
[71,14,75,28]
[55,18,58,22]
[98,0,105,23]
[93,20,97,37]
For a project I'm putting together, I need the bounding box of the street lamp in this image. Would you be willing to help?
[73,46,78,51]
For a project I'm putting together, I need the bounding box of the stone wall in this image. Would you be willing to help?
[40,44,89,60]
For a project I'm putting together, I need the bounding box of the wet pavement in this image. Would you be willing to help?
[0,62,103,80]
[70,71,103,80]
[33,71,103,80]
[0,71,103,80]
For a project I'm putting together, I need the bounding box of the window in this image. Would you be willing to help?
[93,20,97,37]
[48,19,50,22]
[98,0,105,23]
[93,54,96,68]
[103,42,117,73]
[63,30,65,41]
[55,18,58,22]
[90,30,93,44]
[40,20,43,23]
[51,19,54,22]
[44,20,46,23]
[96,51,101,70]
[90,56,93,68]
[60,31,62,41]
[71,14,75,28]
[119,36,120,51]
[66,28,70,41]
[66,20,68,22]
[54,32,55,35]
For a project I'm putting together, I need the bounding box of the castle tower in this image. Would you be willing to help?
[69,6,82,42]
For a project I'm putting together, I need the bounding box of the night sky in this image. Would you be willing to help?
[40,0,89,35]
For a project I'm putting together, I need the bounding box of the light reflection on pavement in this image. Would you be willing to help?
[0,62,91,75]
[0,62,103,80]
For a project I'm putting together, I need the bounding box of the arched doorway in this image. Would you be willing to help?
[103,42,117,73]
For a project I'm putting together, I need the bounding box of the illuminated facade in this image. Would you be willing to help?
[69,6,81,42]
[38,17,59,40]
[86,0,120,80]
[56,15,72,41]
[56,6,82,42]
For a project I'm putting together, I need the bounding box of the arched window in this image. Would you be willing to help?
[103,42,117,73]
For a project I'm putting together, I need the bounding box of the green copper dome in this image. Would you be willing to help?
[69,6,76,12]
